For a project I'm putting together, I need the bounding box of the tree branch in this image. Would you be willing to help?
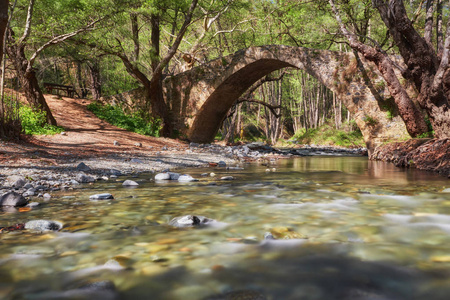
[235,98,281,118]
[424,0,434,46]
[19,0,34,44]
[432,16,450,92]
[152,0,198,76]
[27,17,104,71]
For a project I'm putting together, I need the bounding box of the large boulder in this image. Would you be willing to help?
[0,192,27,207]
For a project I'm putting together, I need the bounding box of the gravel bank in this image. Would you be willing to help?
[0,142,367,201]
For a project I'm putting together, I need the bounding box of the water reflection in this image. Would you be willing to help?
[0,157,449,299]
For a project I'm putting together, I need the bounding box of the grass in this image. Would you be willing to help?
[86,102,161,137]
[292,124,365,148]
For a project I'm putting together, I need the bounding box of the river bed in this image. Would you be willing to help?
[1,156,449,299]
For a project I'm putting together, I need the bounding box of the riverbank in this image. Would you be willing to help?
[370,138,450,178]
[0,137,366,197]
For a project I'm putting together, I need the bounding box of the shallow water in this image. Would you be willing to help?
[1,156,450,299]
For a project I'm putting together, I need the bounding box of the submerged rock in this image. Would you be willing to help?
[264,232,275,240]
[25,220,63,231]
[89,193,114,200]
[0,192,27,207]
[169,215,215,228]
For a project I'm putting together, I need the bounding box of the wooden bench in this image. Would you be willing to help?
[44,82,75,98]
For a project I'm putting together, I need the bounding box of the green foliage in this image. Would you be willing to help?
[386,110,394,120]
[363,115,378,126]
[293,124,364,148]
[19,105,65,135]
[415,116,434,138]
[87,102,162,136]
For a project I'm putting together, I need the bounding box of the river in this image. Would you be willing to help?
[1,156,449,299]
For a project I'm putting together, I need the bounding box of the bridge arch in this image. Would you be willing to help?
[189,58,295,142]
[164,45,410,151]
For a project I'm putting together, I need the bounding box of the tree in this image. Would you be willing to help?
[329,0,450,138]
[85,0,200,136]
[6,0,105,125]
[0,0,7,67]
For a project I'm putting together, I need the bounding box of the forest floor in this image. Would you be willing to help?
[0,95,448,178]
[0,95,236,174]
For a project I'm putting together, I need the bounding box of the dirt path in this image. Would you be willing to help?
[0,95,187,166]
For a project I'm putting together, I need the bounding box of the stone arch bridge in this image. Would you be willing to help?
[164,45,409,151]
[113,45,410,151]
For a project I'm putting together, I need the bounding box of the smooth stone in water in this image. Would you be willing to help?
[218,161,227,167]
[25,220,63,231]
[442,188,450,193]
[76,162,91,172]
[89,193,114,200]
[155,173,171,180]
[221,176,234,181]
[178,175,198,182]
[169,215,214,228]
[0,192,27,207]
[43,193,51,199]
[169,172,180,180]
[264,232,275,240]
[123,180,139,186]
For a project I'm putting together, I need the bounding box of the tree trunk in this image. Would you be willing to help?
[7,41,56,125]
[88,60,101,100]
[0,0,7,66]
[372,0,450,138]
[149,72,172,136]
[329,0,429,137]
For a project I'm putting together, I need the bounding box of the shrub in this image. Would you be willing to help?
[87,102,161,137]
[19,105,64,135]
